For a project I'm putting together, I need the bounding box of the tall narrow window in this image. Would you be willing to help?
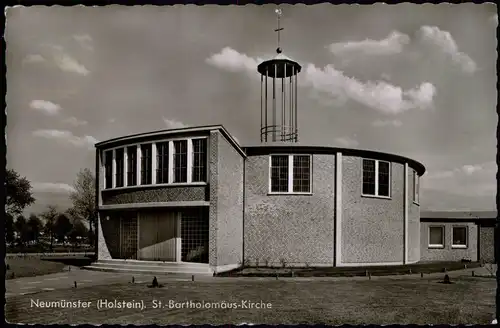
[127,146,137,186]
[192,139,207,182]
[140,144,152,185]
[270,155,289,193]
[104,151,113,189]
[173,140,188,183]
[378,161,390,197]
[413,171,420,203]
[293,155,311,193]
[115,148,124,188]
[156,142,169,184]
[362,159,391,197]
[362,159,376,195]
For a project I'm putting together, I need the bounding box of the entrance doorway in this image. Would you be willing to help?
[120,215,138,259]
[138,211,179,261]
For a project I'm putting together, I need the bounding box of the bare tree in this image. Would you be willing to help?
[69,168,97,245]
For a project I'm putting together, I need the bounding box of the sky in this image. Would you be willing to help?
[5,4,498,214]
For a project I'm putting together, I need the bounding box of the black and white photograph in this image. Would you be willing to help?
[4,3,498,325]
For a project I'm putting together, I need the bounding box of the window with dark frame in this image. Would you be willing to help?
[104,151,113,189]
[293,155,311,193]
[270,155,289,193]
[173,140,188,183]
[156,142,169,184]
[140,144,152,185]
[192,139,207,182]
[115,148,124,188]
[413,171,419,203]
[378,161,390,197]
[362,159,376,195]
[429,226,444,247]
[452,226,467,247]
[127,146,137,186]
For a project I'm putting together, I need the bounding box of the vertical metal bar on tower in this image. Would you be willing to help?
[265,68,268,142]
[295,74,299,142]
[260,74,263,143]
[282,64,286,141]
[290,66,294,141]
[273,64,277,142]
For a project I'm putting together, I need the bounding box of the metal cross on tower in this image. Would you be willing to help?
[274,8,284,54]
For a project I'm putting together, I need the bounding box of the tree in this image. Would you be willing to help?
[14,215,29,247]
[69,219,88,247]
[5,169,36,217]
[69,168,96,246]
[42,206,58,250]
[27,214,43,244]
[54,213,73,245]
[5,213,15,245]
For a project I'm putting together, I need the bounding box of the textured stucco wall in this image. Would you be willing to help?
[101,186,207,205]
[208,132,244,268]
[244,154,336,267]
[341,157,405,264]
[479,225,495,263]
[97,214,120,260]
[420,222,477,262]
[407,168,421,263]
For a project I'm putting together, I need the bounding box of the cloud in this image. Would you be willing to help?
[371,119,402,127]
[32,129,98,150]
[416,26,477,74]
[73,34,94,51]
[207,47,436,114]
[30,100,62,116]
[46,44,90,76]
[108,118,116,123]
[163,117,188,129]
[63,116,88,127]
[334,136,359,148]
[327,31,410,57]
[425,161,496,180]
[32,182,75,194]
[22,54,46,65]
[490,14,498,26]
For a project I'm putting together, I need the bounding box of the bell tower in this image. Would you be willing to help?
[257,8,302,143]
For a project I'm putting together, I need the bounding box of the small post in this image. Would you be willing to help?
[472,271,475,277]
[191,275,195,282]
[464,264,467,269]
[276,273,279,280]
[291,269,294,278]
[409,268,412,274]
[443,267,447,273]
[368,272,371,280]
[420,272,424,278]
[74,281,77,288]
[68,266,71,272]
[365,270,368,277]
[132,276,135,284]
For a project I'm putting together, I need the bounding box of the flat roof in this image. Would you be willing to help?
[244,143,426,176]
[421,210,498,220]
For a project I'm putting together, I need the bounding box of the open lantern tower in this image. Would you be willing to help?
[258,8,302,143]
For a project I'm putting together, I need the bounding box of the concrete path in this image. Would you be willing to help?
[5,266,214,298]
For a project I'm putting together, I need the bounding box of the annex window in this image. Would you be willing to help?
[452,226,468,248]
[104,151,113,189]
[173,140,188,183]
[115,148,124,188]
[362,159,391,197]
[270,155,312,194]
[192,138,207,183]
[156,142,169,184]
[428,226,444,248]
[413,171,420,204]
[127,146,137,186]
[140,144,152,185]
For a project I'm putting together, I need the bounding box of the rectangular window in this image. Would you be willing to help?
[452,226,468,248]
[270,155,312,193]
[293,155,311,193]
[156,142,169,184]
[362,159,391,197]
[140,144,152,185]
[127,146,137,186]
[173,140,188,183]
[429,226,444,248]
[104,151,113,189]
[270,155,289,193]
[413,171,420,203]
[115,148,124,188]
[192,139,207,182]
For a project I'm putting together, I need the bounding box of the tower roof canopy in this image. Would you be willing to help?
[257,54,302,78]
